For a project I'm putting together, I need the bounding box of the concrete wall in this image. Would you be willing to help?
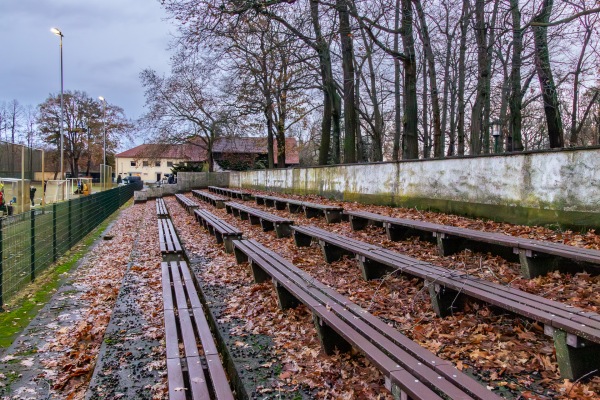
[226,148,600,230]
[177,172,230,192]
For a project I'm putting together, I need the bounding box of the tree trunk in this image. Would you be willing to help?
[266,106,275,168]
[358,22,383,161]
[311,0,336,165]
[508,0,524,151]
[276,60,288,167]
[448,75,457,156]
[470,0,487,155]
[441,6,453,156]
[401,0,419,159]
[338,0,357,163]
[392,0,402,161]
[456,0,468,155]
[482,0,500,154]
[569,25,592,146]
[414,0,443,158]
[262,39,275,169]
[354,63,367,161]
[422,55,430,158]
[532,0,564,148]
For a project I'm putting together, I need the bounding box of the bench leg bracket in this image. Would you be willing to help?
[519,249,558,279]
[249,260,270,284]
[552,329,600,380]
[321,243,347,263]
[274,281,300,310]
[427,281,464,318]
[358,256,391,280]
[293,232,312,247]
[349,216,369,231]
[312,314,352,355]
[436,234,464,256]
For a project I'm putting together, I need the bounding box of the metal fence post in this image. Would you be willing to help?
[68,199,72,248]
[30,209,35,282]
[0,217,3,310]
[79,197,83,240]
[53,203,57,262]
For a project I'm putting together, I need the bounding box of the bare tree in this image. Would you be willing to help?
[140,51,230,172]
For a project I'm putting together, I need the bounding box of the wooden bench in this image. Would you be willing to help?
[194,209,243,253]
[158,218,183,257]
[174,193,199,215]
[291,224,600,380]
[231,238,498,400]
[192,190,227,209]
[345,210,600,279]
[156,198,169,219]
[254,194,344,223]
[207,186,252,201]
[162,260,234,400]
[254,194,288,210]
[224,202,294,238]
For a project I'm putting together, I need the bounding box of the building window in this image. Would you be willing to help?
[130,161,136,167]
[167,161,173,167]
[143,161,149,167]
[155,161,161,167]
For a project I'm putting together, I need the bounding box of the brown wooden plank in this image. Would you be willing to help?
[161,262,174,311]
[164,309,180,360]
[179,310,199,357]
[166,358,187,400]
[389,369,445,400]
[172,272,188,311]
[205,354,235,400]
[158,220,167,253]
[186,356,211,400]
[190,306,219,356]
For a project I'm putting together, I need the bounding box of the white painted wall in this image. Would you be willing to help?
[229,148,600,213]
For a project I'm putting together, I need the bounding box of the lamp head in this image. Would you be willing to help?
[50,27,63,37]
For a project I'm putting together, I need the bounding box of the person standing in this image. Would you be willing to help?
[30,186,37,206]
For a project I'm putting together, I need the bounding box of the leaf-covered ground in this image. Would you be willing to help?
[166,190,600,399]
[1,192,599,399]
[0,201,167,400]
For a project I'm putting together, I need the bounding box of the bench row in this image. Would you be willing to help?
[291,224,600,380]
[225,201,293,238]
[208,186,252,201]
[192,190,227,209]
[253,193,344,223]
[157,199,234,399]
[162,260,234,400]
[184,203,500,397]
[231,238,499,400]
[167,192,600,282]
[346,210,600,279]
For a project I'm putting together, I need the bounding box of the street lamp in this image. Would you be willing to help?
[492,120,501,154]
[51,27,64,179]
[98,96,106,166]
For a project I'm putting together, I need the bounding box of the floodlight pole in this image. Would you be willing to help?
[99,96,106,166]
[51,28,65,180]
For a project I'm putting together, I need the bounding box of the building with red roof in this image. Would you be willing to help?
[115,137,298,181]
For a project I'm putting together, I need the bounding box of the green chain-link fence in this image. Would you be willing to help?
[0,183,139,308]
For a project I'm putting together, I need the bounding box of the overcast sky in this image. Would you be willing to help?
[0,0,174,128]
